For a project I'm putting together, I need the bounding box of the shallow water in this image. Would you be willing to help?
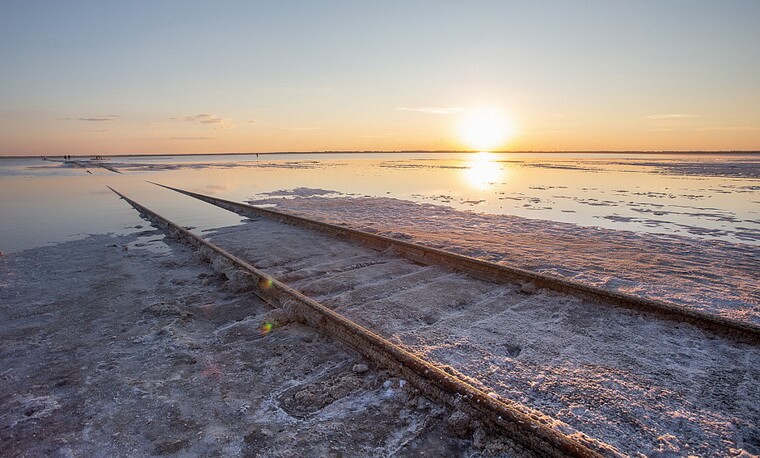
[0,152,758,253]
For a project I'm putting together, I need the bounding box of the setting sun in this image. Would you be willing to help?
[457,109,516,151]
[2,3,759,456]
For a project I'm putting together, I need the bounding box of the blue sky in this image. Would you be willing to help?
[1,1,759,154]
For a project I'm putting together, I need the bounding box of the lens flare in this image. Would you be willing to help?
[201,362,223,379]
[259,277,273,290]
[260,322,274,336]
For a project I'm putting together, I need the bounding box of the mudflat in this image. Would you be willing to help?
[1,231,522,456]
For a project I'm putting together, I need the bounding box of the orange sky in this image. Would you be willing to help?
[1,2,759,155]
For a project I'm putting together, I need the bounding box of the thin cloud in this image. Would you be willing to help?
[397,107,463,115]
[171,113,234,129]
[170,136,214,140]
[78,114,120,122]
[695,126,759,132]
[645,114,700,120]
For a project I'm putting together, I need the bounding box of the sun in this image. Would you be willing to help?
[457,108,516,151]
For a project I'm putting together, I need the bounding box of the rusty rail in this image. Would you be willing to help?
[149,182,760,344]
[110,186,619,457]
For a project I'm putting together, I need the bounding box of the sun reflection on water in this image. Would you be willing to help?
[463,152,504,189]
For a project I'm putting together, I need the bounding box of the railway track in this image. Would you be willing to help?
[151,182,759,344]
[110,186,760,456]
[109,186,617,457]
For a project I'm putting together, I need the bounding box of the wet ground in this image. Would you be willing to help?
[0,231,525,456]
[204,215,760,456]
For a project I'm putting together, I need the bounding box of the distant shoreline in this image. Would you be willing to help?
[2,150,760,159]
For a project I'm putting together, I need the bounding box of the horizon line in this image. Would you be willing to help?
[3,149,760,159]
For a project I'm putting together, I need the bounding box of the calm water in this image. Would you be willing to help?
[1,152,758,253]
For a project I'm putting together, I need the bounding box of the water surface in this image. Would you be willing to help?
[1,152,758,253]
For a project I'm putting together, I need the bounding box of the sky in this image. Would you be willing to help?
[1,0,759,155]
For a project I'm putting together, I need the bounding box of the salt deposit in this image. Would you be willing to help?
[251,193,759,325]
[202,212,759,456]
[0,231,503,456]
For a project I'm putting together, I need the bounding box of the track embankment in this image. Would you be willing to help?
[110,186,620,458]
[151,183,760,345]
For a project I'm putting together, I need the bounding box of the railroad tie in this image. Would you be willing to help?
[109,186,621,458]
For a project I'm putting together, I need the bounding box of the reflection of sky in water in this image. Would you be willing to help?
[0,153,758,252]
